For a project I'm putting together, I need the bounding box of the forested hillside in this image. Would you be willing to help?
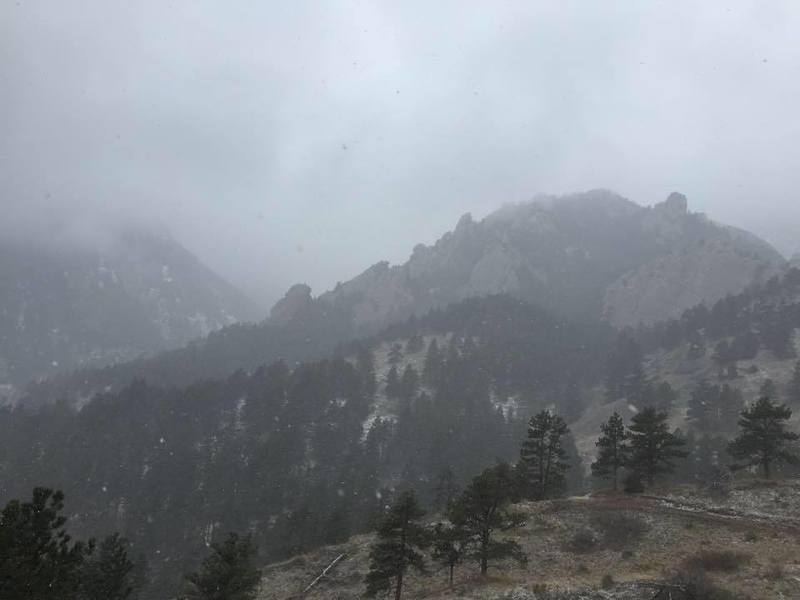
[0,296,609,598]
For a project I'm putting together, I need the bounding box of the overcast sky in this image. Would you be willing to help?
[3,1,800,309]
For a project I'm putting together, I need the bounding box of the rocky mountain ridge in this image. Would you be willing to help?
[274,191,784,332]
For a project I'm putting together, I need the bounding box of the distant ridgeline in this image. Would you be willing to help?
[0,296,608,598]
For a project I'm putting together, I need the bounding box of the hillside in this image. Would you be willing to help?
[0,296,608,598]
[0,227,259,390]
[257,480,800,599]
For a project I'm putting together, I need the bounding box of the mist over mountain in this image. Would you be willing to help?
[0,226,259,389]
[282,190,784,331]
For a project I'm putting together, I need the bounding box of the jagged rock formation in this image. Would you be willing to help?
[0,227,259,385]
[277,190,784,332]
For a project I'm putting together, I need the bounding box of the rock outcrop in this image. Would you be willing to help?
[274,191,784,331]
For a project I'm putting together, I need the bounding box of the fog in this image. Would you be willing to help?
[3,1,800,308]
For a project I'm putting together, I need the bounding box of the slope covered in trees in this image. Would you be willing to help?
[0,295,608,598]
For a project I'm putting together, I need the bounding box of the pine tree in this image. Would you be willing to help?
[385,365,400,399]
[519,410,571,500]
[398,365,419,402]
[687,379,717,429]
[628,407,688,486]
[0,488,89,600]
[388,343,404,365]
[591,412,630,491]
[728,397,799,478]
[431,523,466,587]
[448,463,526,576]
[715,384,744,432]
[422,339,443,386]
[433,467,459,512]
[405,334,424,355]
[365,491,428,600]
[182,533,260,600]
[79,533,136,600]
[788,362,800,407]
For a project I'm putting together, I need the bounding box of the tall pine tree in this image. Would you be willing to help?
[182,533,260,600]
[365,491,427,600]
[728,397,799,478]
[628,407,687,486]
[448,463,526,576]
[519,411,571,500]
[0,488,89,600]
[79,533,136,600]
[591,412,630,491]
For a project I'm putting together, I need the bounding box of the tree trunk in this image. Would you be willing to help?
[763,459,771,479]
[394,569,404,600]
[449,564,454,586]
[612,465,618,492]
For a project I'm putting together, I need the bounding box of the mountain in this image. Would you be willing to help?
[19,190,786,406]
[296,190,784,331]
[0,227,260,389]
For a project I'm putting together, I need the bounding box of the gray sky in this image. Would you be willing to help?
[3,1,800,309]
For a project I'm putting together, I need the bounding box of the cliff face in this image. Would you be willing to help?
[281,190,783,331]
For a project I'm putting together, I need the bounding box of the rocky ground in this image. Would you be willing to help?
[256,479,800,600]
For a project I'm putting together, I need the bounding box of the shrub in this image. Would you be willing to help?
[673,566,739,600]
[744,530,759,543]
[567,528,599,553]
[688,550,750,572]
[589,511,649,550]
[600,574,615,589]
[763,561,784,581]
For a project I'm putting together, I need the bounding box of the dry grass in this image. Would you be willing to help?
[258,481,800,599]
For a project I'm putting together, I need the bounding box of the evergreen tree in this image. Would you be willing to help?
[0,488,89,600]
[591,412,630,491]
[423,339,443,385]
[385,365,400,399]
[405,334,424,355]
[728,397,799,478]
[519,410,571,500]
[355,347,378,398]
[433,467,459,512]
[448,463,526,576]
[715,384,745,431]
[182,533,260,600]
[398,365,420,402]
[387,343,404,365]
[365,491,428,600]
[788,362,800,407]
[430,523,466,587]
[79,533,136,600]
[628,407,688,486]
